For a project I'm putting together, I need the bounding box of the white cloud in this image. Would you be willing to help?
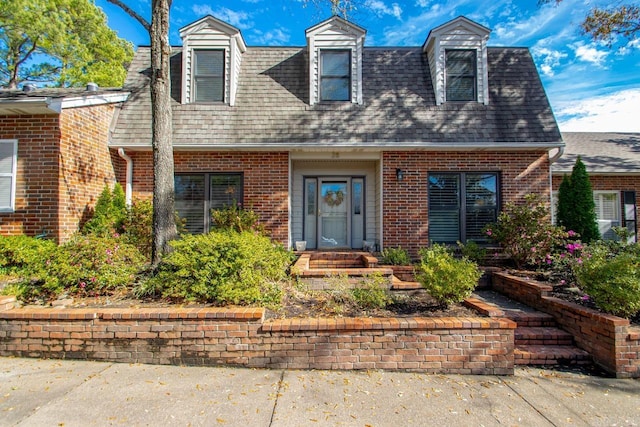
[191,5,253,30]
[251,28,290,45]
[571,42,608,66]
[532,47,568,77]
[415,0,430,7]
[557,89,640,132]
[365,0,403,20]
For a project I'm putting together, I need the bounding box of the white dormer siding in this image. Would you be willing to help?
[423,16,490,106]
[306,17,366,106]
[179,16,246,106]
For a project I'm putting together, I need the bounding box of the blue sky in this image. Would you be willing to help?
[96,0,640,132]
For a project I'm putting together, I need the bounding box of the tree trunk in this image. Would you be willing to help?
[149,0,177,266]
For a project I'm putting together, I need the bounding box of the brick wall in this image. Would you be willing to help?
[492,272,640,378]
[383,151,551,256]
[552,174,640,242]
[0,115,61,239]
[0,106,117,242]
[0,306,515,375]
[58,105,118,239]
[125,151,289,244]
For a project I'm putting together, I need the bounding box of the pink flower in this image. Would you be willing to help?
[79,281,86,289]
[486,229,492,236]
[568,230,577,237]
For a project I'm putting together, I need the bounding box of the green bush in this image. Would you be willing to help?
[416,244,481,307]
[41,235,146,297]
[0,235,56,276]
[456,240,487,264]
[122,199,153,259]
[573,244,640,318]
[485,194,569,269]
[379,247,411,265]
[82,183,127,237]
[351,273,393,309]
[556,157,600,243]
[142,230,294,305]
[211,203,265,234]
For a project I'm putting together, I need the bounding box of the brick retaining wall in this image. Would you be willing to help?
[492,272,640,378]
[0,304,515,375]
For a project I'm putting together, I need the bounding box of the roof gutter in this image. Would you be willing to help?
[548,146,565,164]
[117,148,133,206]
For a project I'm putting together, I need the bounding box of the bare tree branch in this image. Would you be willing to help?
[105,0,151,32]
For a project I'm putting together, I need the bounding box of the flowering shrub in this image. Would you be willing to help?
[573,243,640,318]
[0,235,56,277]
[42,235,146,297]
[416,244,481,307]
[484,194,571,269]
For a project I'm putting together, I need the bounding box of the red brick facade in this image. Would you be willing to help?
[383,151,551,255]
[122,151,290,244]
[0,105,117,242]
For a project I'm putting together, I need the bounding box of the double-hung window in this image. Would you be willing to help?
[428,172,498,243]
[593,191,621,240]
[445,49,477,102]
[320,50,351,101]
[0,140,17,212]
[174,173,242,233]
[193,50,225,102]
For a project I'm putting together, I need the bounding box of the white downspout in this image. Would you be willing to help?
[548,146,565,222]
[117,148,133,206]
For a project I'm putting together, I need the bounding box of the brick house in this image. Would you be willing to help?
[552,132,639,242]
[1,15,564,254]
[107,15,562,256]
[0,86,128,242]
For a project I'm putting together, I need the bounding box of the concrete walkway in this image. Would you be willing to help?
[1,357,638,426]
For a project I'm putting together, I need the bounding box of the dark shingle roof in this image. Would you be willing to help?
[111,46,561,148]
[554,132,640,174]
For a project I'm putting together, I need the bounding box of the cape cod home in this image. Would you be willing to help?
[1,15,566,254]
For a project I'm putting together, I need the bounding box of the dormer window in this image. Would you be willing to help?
[445,50,476,102]
[193,50,225,102]
[320,50,351,101]
[424,16,490,106]
[179,16,246,106]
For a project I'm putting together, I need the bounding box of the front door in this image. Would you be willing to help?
[319,180,349,248]
[303,177,365,249]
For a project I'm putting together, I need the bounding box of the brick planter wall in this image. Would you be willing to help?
[0,305,515,375]
[492,272,640,378]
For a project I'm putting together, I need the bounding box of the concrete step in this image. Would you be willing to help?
[514,345,592,366]
[0,295,16,311]
[503,311,557,327]
[515,327,574,346]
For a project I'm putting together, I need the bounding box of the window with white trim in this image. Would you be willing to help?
[175,173,242,233]
[193,50,225,102]
[0,140,17,212]
[320,50,351,101]
[594,191,620,240]
[428,172,499,243]
[445,49,477,102]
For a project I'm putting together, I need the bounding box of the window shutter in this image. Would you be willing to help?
[623,191,637,243]
[0,140,16,210]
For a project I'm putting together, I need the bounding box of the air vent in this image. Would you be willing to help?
[22,84,37,93]
[86,82,99,92]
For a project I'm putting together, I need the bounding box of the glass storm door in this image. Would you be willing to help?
[318,180,349,248]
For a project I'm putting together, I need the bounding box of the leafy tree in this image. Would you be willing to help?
[0,0,134,88]
[556,157,600,243]
[540,1,640,47]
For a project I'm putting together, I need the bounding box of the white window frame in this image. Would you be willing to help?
[319,49,352,102]
[0,139,17,212]
[594,191,621,240]
[445,49,477,102]
[192,49,225,103]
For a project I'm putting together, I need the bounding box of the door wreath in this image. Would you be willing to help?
[323,189,345,207]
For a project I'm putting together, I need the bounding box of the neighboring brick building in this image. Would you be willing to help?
[108,15,562,256]
[0,87,128,242]
[553,132,639,243]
